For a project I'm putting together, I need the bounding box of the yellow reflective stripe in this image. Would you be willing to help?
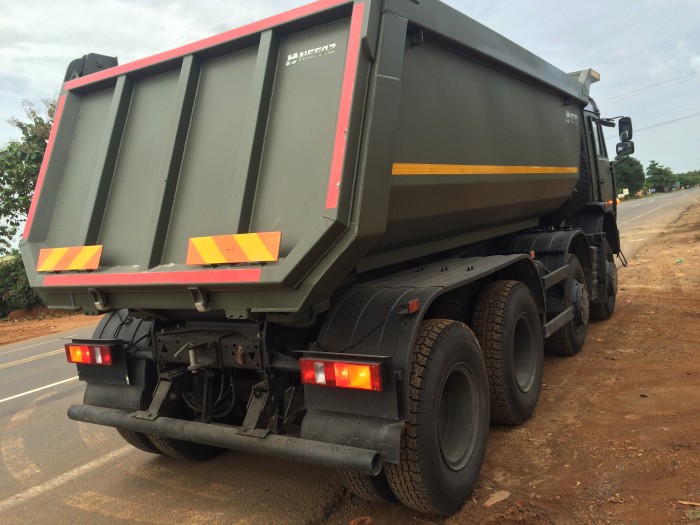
[190,237,227,264]
[235,233,275,262]
[66,245,101,270]
[37,248,69,272]
[392,163,579,175]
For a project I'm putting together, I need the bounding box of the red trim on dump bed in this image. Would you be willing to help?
[42,268,262,287]
[22,94,67,240]
[64,0,352,91]
[325,2,364,209]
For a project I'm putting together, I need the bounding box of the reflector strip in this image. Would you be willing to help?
[325,2,365,209]
[299,358,382,391]
[37,245,103,272]
[42,267,262,287]
[63,0,352,91]
[186,232,282,265]
[22,94,67,240]
[392,164,579,176]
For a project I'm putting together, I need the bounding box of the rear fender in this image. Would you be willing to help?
[508,230,592,283]
[568,203,621,254]
[315,254,535,417]
[78,310,156,411]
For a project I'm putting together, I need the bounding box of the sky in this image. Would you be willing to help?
[1,0,699,174]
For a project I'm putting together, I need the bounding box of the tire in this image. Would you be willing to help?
[426,289,469,322]
[590,243,617,321]
[384,319,490,515]
[116,429,162,455]
[472,281,544,425]
[545,255,589,356]
[147,434,225,461]
[541,153,592,226]
[339,470,397,503]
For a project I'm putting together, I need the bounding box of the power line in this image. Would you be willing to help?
[604,112,700,141]
[635,112,700,133]
[599,72,699,103]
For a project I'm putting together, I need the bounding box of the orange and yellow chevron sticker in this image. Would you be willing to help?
[37,245,103,272]
[186,232,282,266]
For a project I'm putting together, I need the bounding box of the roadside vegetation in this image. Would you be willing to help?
[0,100,55,315]
[615,155,700,198]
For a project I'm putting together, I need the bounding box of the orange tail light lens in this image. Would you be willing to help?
[65,344,114,365]
[299,358,382,391]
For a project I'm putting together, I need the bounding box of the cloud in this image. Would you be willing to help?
[1,0,699,171]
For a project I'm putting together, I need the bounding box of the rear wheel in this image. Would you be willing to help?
[339,470,397,503]
[384,319,490,515]
[116,429,162,454]
[472,281,543,425]
[147,434,225,461]
[590,243,617,320]
[545,255,589,356]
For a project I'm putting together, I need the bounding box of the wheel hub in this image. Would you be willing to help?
[572,280,589,325]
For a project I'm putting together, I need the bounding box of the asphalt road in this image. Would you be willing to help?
[0,188,697,524]
[617,186,700,258]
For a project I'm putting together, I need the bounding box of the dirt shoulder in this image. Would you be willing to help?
[0,308,100,346]
[327,202,700,525]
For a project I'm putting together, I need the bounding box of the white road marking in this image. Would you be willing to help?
[0,377,78,405]
[0,336,76,356]
[65,489,225,523]
[78,421,109,448]
[0,447,132,514]
[620,202,671,225]
[6,393,54,429]
[0,437,42,485]
[0,348,64,370]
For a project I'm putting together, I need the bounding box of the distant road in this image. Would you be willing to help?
[617,187,699,258]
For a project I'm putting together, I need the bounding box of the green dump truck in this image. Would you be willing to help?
[21,0,634,515]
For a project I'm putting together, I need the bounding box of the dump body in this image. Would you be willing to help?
[40,1,631,515]
[22,0,592,317]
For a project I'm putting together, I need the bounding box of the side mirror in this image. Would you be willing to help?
[618,117,633,142]
[616,141,635,156]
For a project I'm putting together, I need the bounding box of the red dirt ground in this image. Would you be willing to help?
[326,202,700,524]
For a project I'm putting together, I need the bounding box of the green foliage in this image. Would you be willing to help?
[645,160,676,190]
[613,156,645,195]
[0,100,55,254]
[677,170,700,188]
[0,252,44,316]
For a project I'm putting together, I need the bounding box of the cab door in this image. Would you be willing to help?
[586,114,614,204]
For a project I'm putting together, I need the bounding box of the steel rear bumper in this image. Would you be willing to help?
[68,404,381,475]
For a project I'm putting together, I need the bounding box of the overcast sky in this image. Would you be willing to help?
[1,0,699,173]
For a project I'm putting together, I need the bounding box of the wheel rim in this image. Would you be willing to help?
[513,314,536,392]
[437,362,479,471]
[571,278,589,326]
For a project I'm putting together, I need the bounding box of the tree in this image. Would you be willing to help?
[0,252,43,317]
[677,170,700,188]
[645,160,676,191]
[613,155,645,196]
[0,100,55,254]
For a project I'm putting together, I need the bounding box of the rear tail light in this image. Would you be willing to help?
[65,344,114,365]
[299,358,382,391]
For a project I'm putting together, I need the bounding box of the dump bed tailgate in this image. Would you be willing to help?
[21,0,368,313]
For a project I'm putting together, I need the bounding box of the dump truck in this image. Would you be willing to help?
[21,0,634,515]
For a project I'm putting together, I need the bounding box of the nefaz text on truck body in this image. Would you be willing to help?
[21,0,634,515]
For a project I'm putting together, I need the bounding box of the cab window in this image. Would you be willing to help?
[589,117,608,159]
